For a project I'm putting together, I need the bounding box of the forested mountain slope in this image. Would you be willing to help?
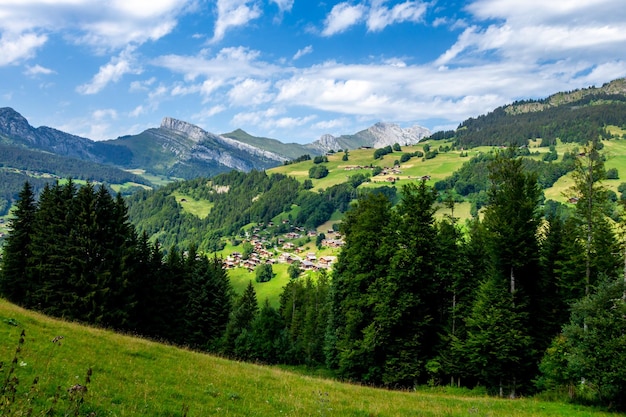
[431,78,626,148]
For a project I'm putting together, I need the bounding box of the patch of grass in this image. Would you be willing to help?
[228,263,291,308]
[0,299,619,417]
[172,192,213,219]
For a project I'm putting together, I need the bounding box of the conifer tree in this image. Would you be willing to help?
[250,299,286,364]
[458,274,533,397]
[222,280,259,359]
[568,139,620,294]
[326,192,393,380]
[27,181,76,314]
[205,256,234,350]
[0,181,36,304]
[460,150,543,393]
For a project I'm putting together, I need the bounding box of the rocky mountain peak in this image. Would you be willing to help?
[160,117,209,143]
[365,122,430,147]
[0,107,38,142]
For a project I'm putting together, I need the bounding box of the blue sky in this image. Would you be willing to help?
[1,0,626,144]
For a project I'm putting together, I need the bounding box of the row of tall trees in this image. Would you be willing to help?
[0,180,233,348]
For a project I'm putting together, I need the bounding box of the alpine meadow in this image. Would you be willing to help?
[3,79,626,416]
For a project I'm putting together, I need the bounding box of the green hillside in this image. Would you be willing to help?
[222,128,320,159]
[0,299,618,417]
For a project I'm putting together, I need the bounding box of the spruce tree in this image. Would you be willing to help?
[222,280,259,359]
[27,181,76,314]
[0,181,36,304]
[464,150,543,392]
[326,192,393,381]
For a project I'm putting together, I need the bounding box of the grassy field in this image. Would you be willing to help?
[0,300,619,417]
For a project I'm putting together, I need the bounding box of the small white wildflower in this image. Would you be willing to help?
[19,361,27,367]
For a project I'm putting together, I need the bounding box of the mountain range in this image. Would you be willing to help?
[0,107,431,181]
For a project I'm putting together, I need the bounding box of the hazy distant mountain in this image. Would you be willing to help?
[104,117,287,178]
[310,122,431,153]
[221,129,324,159]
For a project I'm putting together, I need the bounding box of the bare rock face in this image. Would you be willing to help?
[367,122,430,148]
[311,122,431,152]
[160,117,287,167]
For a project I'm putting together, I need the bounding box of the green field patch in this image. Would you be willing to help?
[172,191,213,219]
[228,263,292,308]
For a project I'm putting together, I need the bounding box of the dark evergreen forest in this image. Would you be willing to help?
[1,141,625,410]
[443,95,626,148]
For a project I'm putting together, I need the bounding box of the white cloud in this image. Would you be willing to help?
[437,0,626,66]
[130,77,157,92]
[293,45,313,60]
[92,108,118,121]
[270,0,294,13]
[228,78,274,106]
[367,1,427,32]
[24,63,55,76]
[76,47,141,94]
[321,3,367,36]
[0,32,47,66]
[153,47,275,81]
[232,107,316,131]
[212,0,262,43]
[129,105,146,117]
[193,105,227,120]
[0,0,192,65]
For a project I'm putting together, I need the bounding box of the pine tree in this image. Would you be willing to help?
[568,139,620,294]
[0,182,36,304]
[27,181,76,314]
[250,299,286,364]
[326,192,393,380]
[459,274,533,397]
[539,276,626,410]
[463,150,543,392]
[222,280,259,359]
[378,181,441,386]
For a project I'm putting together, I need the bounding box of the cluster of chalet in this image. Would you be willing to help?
[223,222,342,273]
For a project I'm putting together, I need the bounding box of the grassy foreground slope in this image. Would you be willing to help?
[0,300,617,417]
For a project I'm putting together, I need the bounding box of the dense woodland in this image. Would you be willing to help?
[448,95,626,148]
[1,139,626,410]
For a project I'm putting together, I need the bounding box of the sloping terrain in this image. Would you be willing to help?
[0,300,617,417]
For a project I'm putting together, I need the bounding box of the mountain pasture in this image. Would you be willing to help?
[0,300,617,417]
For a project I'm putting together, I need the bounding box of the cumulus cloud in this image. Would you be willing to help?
[367,1,427,32]
[438,0,626,66]
[0,0,192,58]
[232,108,316,131]
[321,3,367,36]
[153,46,280,83]
[320,1,428,36]
[228,78,274,106]
[0,32,47,66]
[212,0,262,43]
[270,0,294,13]
[77,47,142,94]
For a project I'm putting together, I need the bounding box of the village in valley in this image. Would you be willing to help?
[223,219,343,273]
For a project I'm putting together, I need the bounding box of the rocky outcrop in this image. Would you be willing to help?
[311,122,431,152]
[0,107,101,161]
[160,117,287,166]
